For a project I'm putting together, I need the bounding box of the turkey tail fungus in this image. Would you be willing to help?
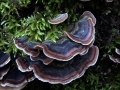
[14,11,99,85]
[0,11,99,89]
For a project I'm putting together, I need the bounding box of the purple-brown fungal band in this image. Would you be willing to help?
[0,11,99,89]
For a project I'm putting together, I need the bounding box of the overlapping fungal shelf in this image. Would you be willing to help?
[14,11,99,84]
[0,11,99,89]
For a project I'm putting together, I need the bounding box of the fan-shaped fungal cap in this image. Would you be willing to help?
[34,37,92,61]
[0,51,10,67]
[80,11,96,26]
[1,69,27,87]
[14,37,39,57]
[29,46,99,84]
[0,65,10,80]
[48,13,68,24]
[64,18,95,45]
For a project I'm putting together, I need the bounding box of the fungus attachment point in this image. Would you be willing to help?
[48,13,68,24]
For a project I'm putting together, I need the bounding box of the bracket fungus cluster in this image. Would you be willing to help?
[13,11,99,85]
[0,11,99,89]
[109,48,120,63]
